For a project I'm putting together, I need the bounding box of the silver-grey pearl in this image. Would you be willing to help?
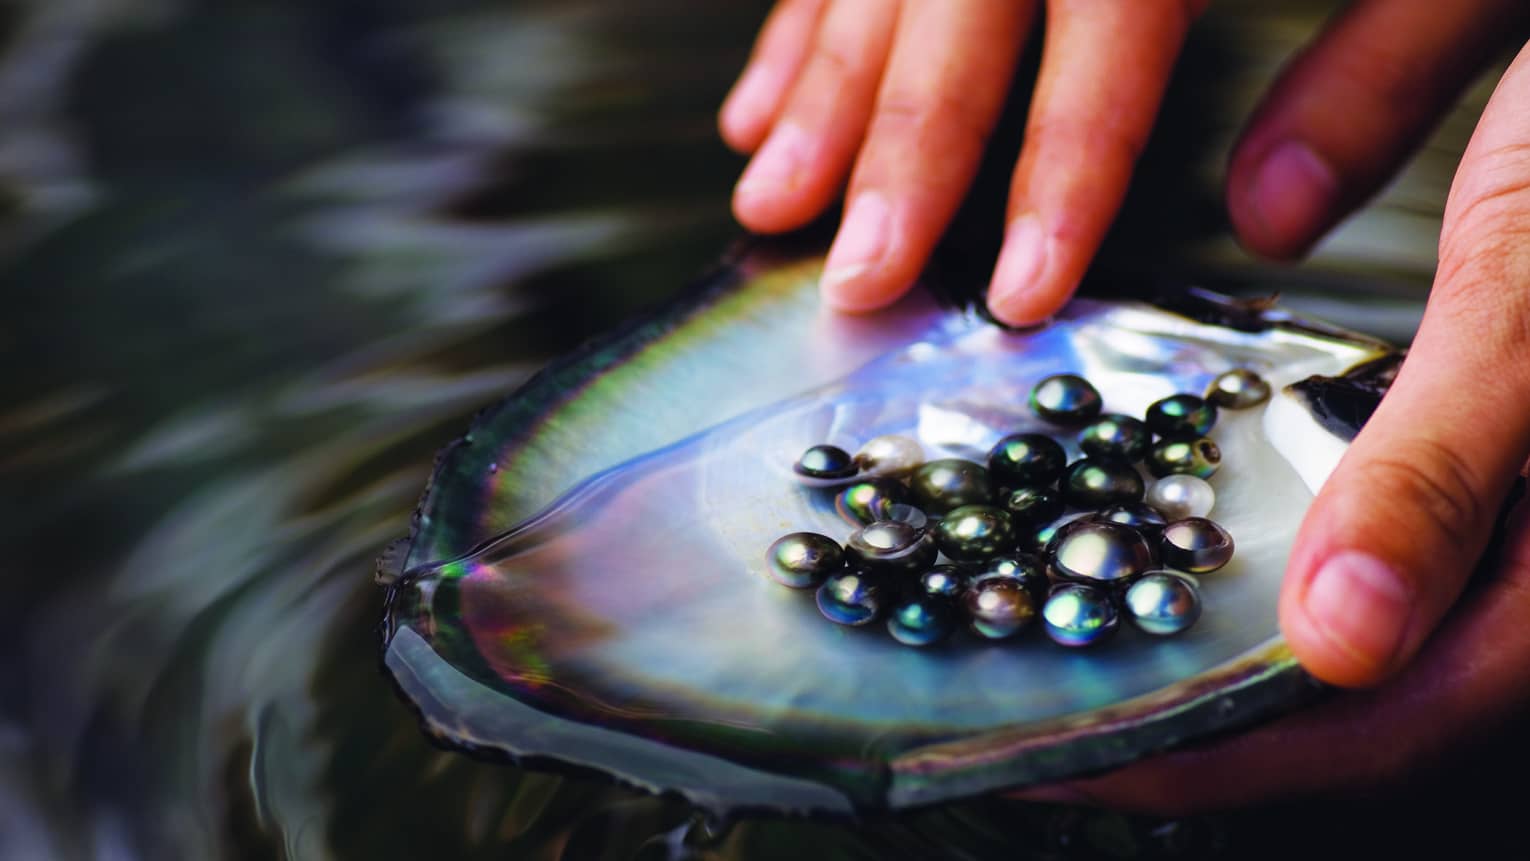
[1206,369,1272,409]
[1146,475,1215,519]
[1043,584,1120,647]
[1160,517,1235,574]
[1124,571,1202,635]
[855,434,925,477]
[846,520,938,576]
[1049,520,1154,585]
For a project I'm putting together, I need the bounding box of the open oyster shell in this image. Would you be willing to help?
[379,245,1395,815]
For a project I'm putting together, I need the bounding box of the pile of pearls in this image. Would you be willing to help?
[764,369,1268,648]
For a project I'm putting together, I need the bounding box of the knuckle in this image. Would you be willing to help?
[1362,440,1488,552]
[870,92,994,162]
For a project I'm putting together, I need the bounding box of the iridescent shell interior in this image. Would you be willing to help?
[381,248,1393,814]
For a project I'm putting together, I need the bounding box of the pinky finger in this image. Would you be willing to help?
[719,0,829,153]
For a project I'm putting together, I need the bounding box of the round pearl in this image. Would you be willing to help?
[1078,414,1152,462]
[968,554,1050,603]
[1043,584,1120,647]
[988,433,1067,489]
[766,532,845,588]
[834,478,907,526]
[1061,458,1145,509]
[1146,474,1215,519]
[1029,374,1103,424]
[855,434,924,477]
[916,564,969,600]
[1161,517,1235,574]
[794,444,858,480]
[846,520,938,576]
[1096,502,1168,537]
[910,459,993,515]
[816,570,890,626]
[1147,437,1222,479]
[1206,369,1272,409]
[934,505,1017,563]
[887,596,955,647]
[1049,520,1154,585]
[1124,571,1202,635]
[1145,394,1218,439]
[964,577,1038,640]
[1003,486,1064,527]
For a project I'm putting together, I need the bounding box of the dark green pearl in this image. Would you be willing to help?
[963,577,1038,640]
[1147,437,1222,479]
[1061,458,1145,509]
[1043,584,1120,647]
[794,444,858,479]
[910,459,993,515]
[1078,414,1152,462]
[1160,517,1235,573]
[969,554,1050,603]
[1145,394,1218,439]
[1206,369,1271,409]
[887,596,955,647]
[934,504,1017,563]
[914,564,969,600]
[1029,374,1103,424]
[988,433,1066,489]
[816,570,891,626]
[846,521,938,576]
[765,532,844,588]
[834,478,908,526]
[1004,486,1064,526]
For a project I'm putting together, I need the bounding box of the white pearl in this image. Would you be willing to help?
[855,434,924,477]
[1147,474,1215,520]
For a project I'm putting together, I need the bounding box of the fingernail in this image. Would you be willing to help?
[735,122,810,195]
[820,191,891,302]
[1243,140,1337,250]
[987,214,1049,321]
[1302,551,1412,674]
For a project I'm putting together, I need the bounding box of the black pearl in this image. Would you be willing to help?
[1206,369,1272,409]
[834,478,908,526]
[1022,515,1079,555]
[766,532,845,588]
[794,444,858,480]
[816,570,891,626]
[1145,394,1218,439]
[1160,517,1235,574]
[1061,458,1145,509]
[934,505,1017,563]
[1029,374,1103,424]
[1096,502,1168,537]
[887,596,955,647]
[969,554,1050,603]
[988,433,1067,489]
[846,520,938,576]
[964,577,1038,640]
[1124,571,1202,636]
[1043,584,1120,647]
[1003,486,1064,527]
[1049,520,1154,585]
[910,459,993,515]
[1078,414,1152,462]
[1146,437,1222,479]
[914,564,969,600]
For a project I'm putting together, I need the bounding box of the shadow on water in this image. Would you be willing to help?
[0,0,1518,858]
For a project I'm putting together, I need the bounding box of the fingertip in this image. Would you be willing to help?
[818,191,913,312]
[1226,138,1337,261]
[1281,550,1413,688]
[731,123,821,233]
[718,67,775,154]
[985,215,1075,327]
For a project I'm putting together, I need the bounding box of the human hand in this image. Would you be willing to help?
[718,0,1205,324]
[1022,16,1530,812]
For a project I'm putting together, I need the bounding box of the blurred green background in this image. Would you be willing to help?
[0,0,1512,857]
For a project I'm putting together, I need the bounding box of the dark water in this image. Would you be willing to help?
[0,0,1513,857]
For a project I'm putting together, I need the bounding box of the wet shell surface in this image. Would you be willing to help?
[380,248,1395,816]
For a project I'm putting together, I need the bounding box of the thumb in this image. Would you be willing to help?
[1279,38,1530,688]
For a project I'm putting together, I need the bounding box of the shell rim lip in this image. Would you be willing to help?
[378,238,1392,815]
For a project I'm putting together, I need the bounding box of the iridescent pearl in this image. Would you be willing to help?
[910,459,993,515]
[1078,414,1152,462]
[1146,474,1215,519]
[915,565,969,600]
[846,520,938,576]
[1160,517,1235,574]
[887,596,955,647]
[1049,520,1154,585]
[988,433,1067,489]
[816,570,891,626]
[1124,571,1202,636]
[1206,369,1272,409]
[1095,502,1168,537]
[1145,394,1218,439]
[1029,374,1103,424]
[934,504,1017,563]
[964,577,1038,640]
[882,503,930,532]
[1043,584,1120,647]
[1147,437,1222,479]
[766,532,845,588]
[794,444,858,480]
[834,478,907,526]
[854,434,925,477]
[1061,458,1145,509]
[968,554,1050,602]
[1003,486,1064,527]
